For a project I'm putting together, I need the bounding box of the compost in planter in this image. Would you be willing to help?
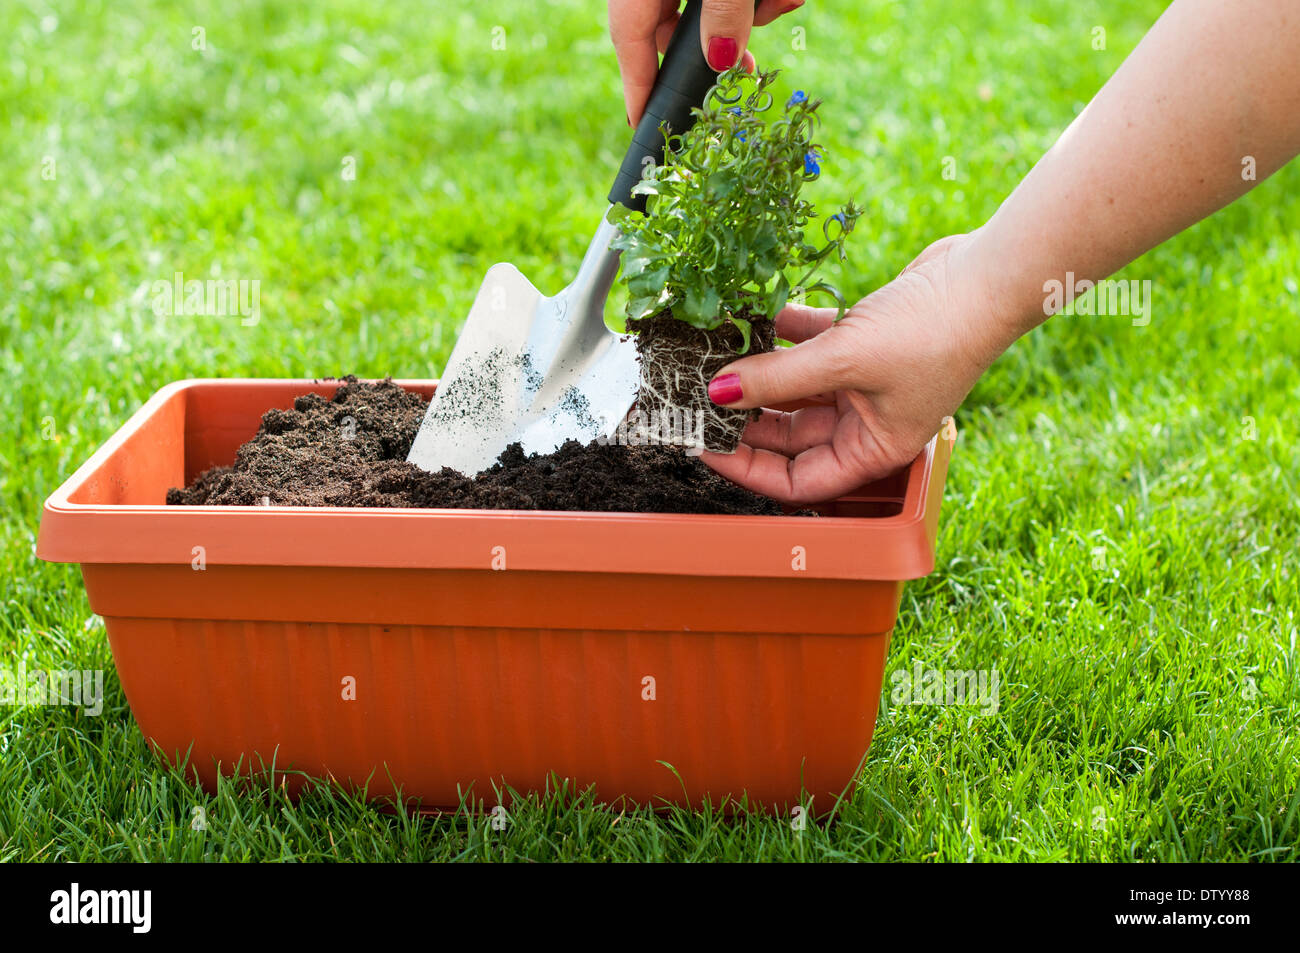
[167,377,805,516]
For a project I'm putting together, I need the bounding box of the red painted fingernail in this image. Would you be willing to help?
[708,373,742,405]
[706,36,739,71]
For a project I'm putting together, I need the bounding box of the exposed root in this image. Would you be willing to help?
[629,310,776,453]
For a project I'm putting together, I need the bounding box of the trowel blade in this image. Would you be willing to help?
[406,260,640,477]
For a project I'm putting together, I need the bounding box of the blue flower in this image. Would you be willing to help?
[831,212,846,225]
[804,150,821,176]
[727,106,744,116]
[787,90,807,108]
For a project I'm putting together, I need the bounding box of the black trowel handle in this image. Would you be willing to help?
[608,0,732,212]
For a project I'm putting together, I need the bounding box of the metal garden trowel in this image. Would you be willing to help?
[407,0,723,477]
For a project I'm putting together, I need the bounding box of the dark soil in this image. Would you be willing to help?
[628,309,776,453]
[166,377,804,515]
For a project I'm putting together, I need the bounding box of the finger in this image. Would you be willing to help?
[700,0,754,71]
[754,0,804,27]
[737,406,838,456]
[774,302,838,343]
[610,0,674,124]
[701,442,868,505]
[654,13,679,54]
[707,323,859,411]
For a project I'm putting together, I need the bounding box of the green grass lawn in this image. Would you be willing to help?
[2,0,1297,861]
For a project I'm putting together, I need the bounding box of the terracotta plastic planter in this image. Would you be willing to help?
[37,379,952,812]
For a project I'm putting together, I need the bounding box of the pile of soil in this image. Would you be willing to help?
[629,309,776,453]
[166,377,804,516]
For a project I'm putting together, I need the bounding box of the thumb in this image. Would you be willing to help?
[700,0,754,70]
[707,324,857,410]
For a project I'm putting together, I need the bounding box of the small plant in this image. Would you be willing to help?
[609,66,861,453]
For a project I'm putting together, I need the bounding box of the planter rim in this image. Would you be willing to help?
[37,378,952,581]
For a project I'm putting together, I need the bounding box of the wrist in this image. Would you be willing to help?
[947,224,1044,357]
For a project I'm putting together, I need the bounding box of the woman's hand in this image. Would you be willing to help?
[702,0,1300,505]
[701,233,1023,504]
[609,1,805,125]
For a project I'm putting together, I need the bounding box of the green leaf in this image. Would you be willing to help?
[626,292,668,321]
[730,315,753,354]
[682,283,721,326]
[620,249,660,280]
[627,265,670,298]
[804,280,848,321]
[766,272,790,320]
[605,204,640,228]
[705,168,739,201]
[749,223,782,283]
